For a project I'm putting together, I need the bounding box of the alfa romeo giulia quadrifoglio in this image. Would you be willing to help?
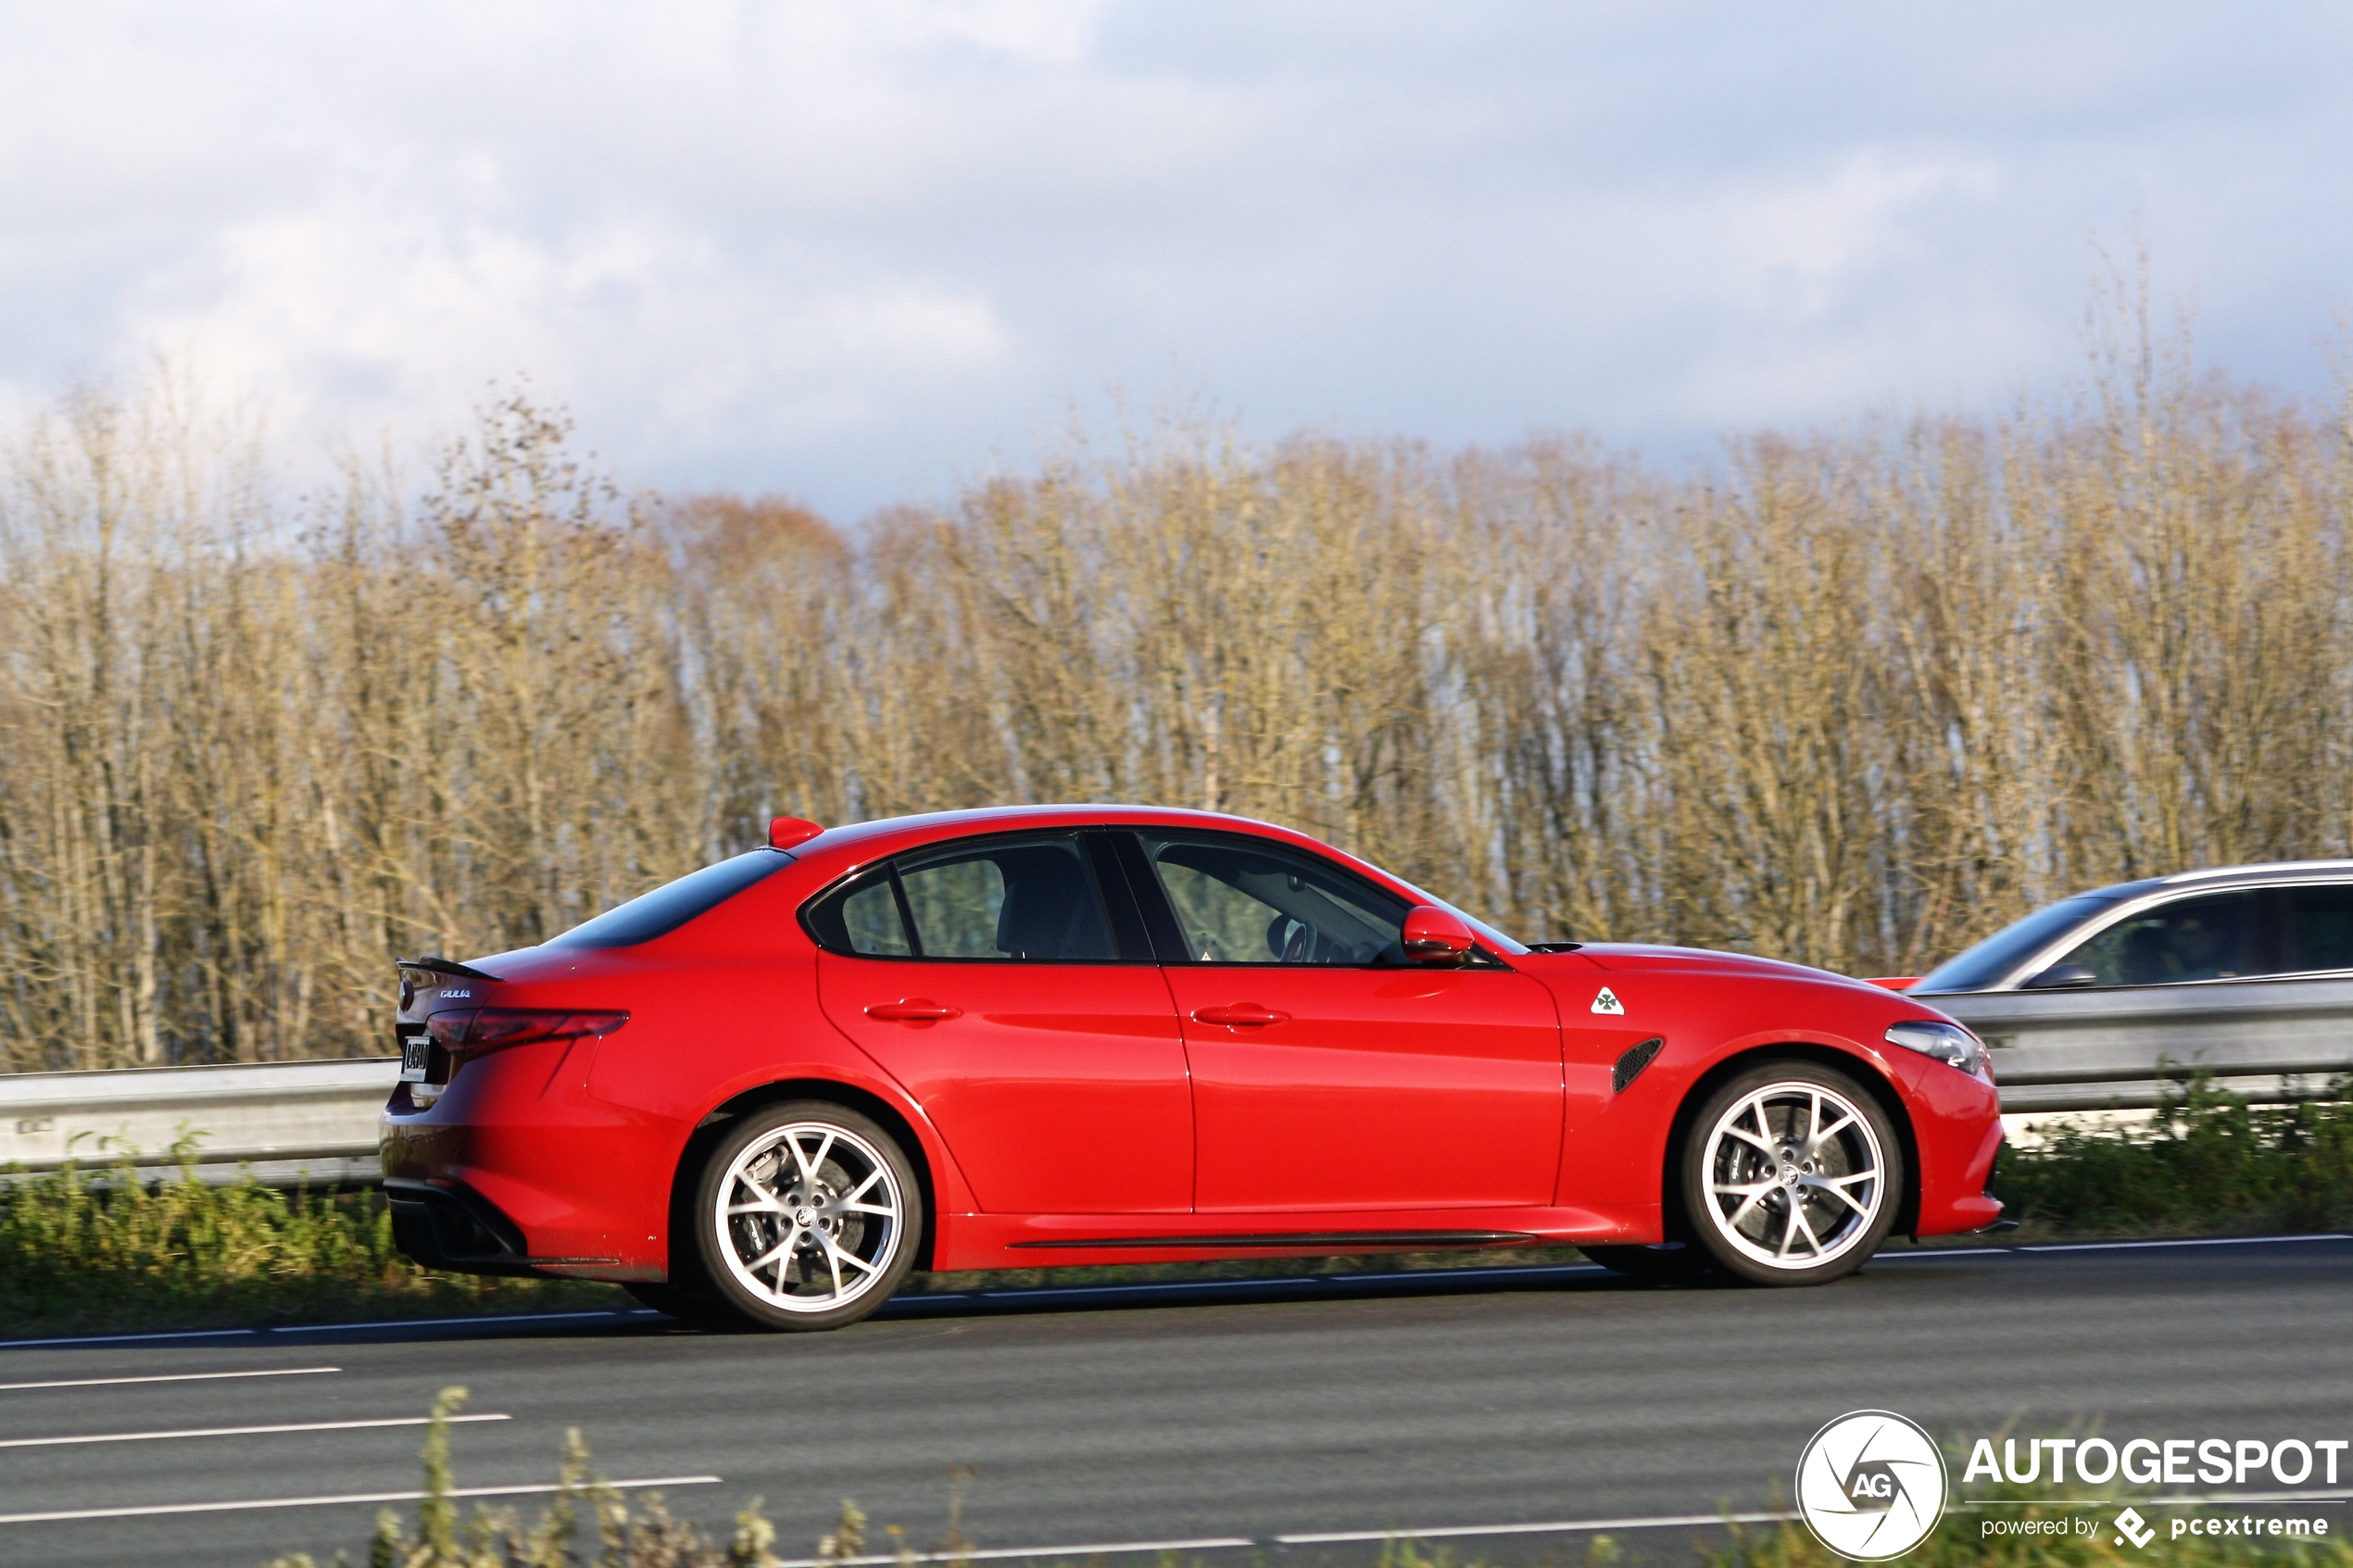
[381,806,2003,1330]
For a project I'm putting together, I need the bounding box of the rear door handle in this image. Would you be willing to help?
[1192,1003,1290,1028]
[866,998,962,1022]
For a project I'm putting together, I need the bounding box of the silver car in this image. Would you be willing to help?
[1905,860,2353,1113]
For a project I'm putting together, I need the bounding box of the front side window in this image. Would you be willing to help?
[2057,890,2262,986]
[804,833,1117,961]
[1136,832,1406,965]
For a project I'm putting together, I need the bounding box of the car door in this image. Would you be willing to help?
[812,830,1194,1214]
[1116,828,1564,1213]
[1942,885,2353,1104]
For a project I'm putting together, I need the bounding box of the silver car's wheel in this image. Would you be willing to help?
[1682,1064,1899,1286]
[695,1103,920,1330]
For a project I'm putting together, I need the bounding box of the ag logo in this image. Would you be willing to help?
[1794,1410,1947,1561]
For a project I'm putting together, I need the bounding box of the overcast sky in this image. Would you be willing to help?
[4,3,2349,520]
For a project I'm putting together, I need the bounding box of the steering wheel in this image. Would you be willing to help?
[1269,914,1319,963]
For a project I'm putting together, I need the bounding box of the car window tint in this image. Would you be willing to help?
[1137,833,1405,965]
[802,870,912,956]
[1912,893,2127,993]
[547,849,792,948]
[2284,884,2353,973]
[897,834,1117,961]
[839,878,912,956]
[2058,890,2262,985]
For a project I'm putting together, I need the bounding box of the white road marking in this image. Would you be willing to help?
[745,1492,2353,1568]
[0,1413,509,1449]
[0,1366,340,1393]
[779,1538,1257,1566]
[0,1328,257,1349]
[0,1474,721,1526]
[1277,1510,1794,1544]
[2020,1234,2353,1253]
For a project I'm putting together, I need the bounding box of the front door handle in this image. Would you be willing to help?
[1192,1003,1290,1028]
[866,997,962,1023]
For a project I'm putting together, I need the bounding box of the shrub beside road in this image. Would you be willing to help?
[260,1396,2353,1568]
[0,1138,623,1337]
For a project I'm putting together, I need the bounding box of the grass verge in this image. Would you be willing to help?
[0,1140,626,1337]
[8,1082,2353,1339]
[1991,1080,2353,1239]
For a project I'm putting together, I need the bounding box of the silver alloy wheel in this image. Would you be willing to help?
[712,1121,905,1313]
[1698,1079,1885,1270]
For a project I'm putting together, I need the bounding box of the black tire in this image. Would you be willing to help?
[692,1100,923,1332]
[1579,1242,1709,1284]
[1678,1060,1902,1286]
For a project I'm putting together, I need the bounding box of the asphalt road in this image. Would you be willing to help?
[4,1236,2352,1568]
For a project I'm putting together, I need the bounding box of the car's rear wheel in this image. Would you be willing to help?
[1680,1061,1900,1286]
[692,1101,922,1332]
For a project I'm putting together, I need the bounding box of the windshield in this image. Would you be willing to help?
[1912,893,2126,994]
[547,850,792,948]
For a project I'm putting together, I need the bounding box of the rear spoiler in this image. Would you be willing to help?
[397,954,504,983]
[1863,976,1918,992]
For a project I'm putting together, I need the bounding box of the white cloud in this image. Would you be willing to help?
[0,2,2347,514]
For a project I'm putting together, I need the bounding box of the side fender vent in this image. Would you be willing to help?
[1613,1037,1665,1093]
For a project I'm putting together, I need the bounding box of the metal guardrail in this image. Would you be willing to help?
[1930,973,2353,1115]
[5,987,2348,1187]
[0,1057,397,1185]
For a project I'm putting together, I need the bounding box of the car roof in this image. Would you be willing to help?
[2133,859,2353,893]
[786,803,1450,911]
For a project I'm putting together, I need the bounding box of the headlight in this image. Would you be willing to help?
[1885,1019,1988,1078]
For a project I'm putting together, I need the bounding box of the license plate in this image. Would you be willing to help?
[399,1030,431,1082]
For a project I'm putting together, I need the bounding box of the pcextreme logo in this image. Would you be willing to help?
[1795,1411,1950,1562]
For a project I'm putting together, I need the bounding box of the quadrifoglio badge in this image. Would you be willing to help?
[1795,1411,1950,1561]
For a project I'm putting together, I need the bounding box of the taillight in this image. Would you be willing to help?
[426,1008,629,1058]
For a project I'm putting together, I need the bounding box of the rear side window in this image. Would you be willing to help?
[804,833,1118,961]
[2284,884,2353,973]
[1135,831,1406,965]
[2057,890,2262,985]
[547,850,792,948]
[838,877,914,956]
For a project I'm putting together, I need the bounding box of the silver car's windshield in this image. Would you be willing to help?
[1913,893,2126,994]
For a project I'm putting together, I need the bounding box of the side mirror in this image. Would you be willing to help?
[2021,962,2098,990]
[1402,905,1475,966]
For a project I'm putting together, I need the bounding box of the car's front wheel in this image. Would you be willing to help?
[1679,1061,1901,1286]
[692,1101,922,1331]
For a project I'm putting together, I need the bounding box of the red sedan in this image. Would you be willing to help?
[382,806,2003,1330]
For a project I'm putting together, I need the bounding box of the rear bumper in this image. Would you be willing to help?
[378,1036,679,1280]
[383,1177,582,1277]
